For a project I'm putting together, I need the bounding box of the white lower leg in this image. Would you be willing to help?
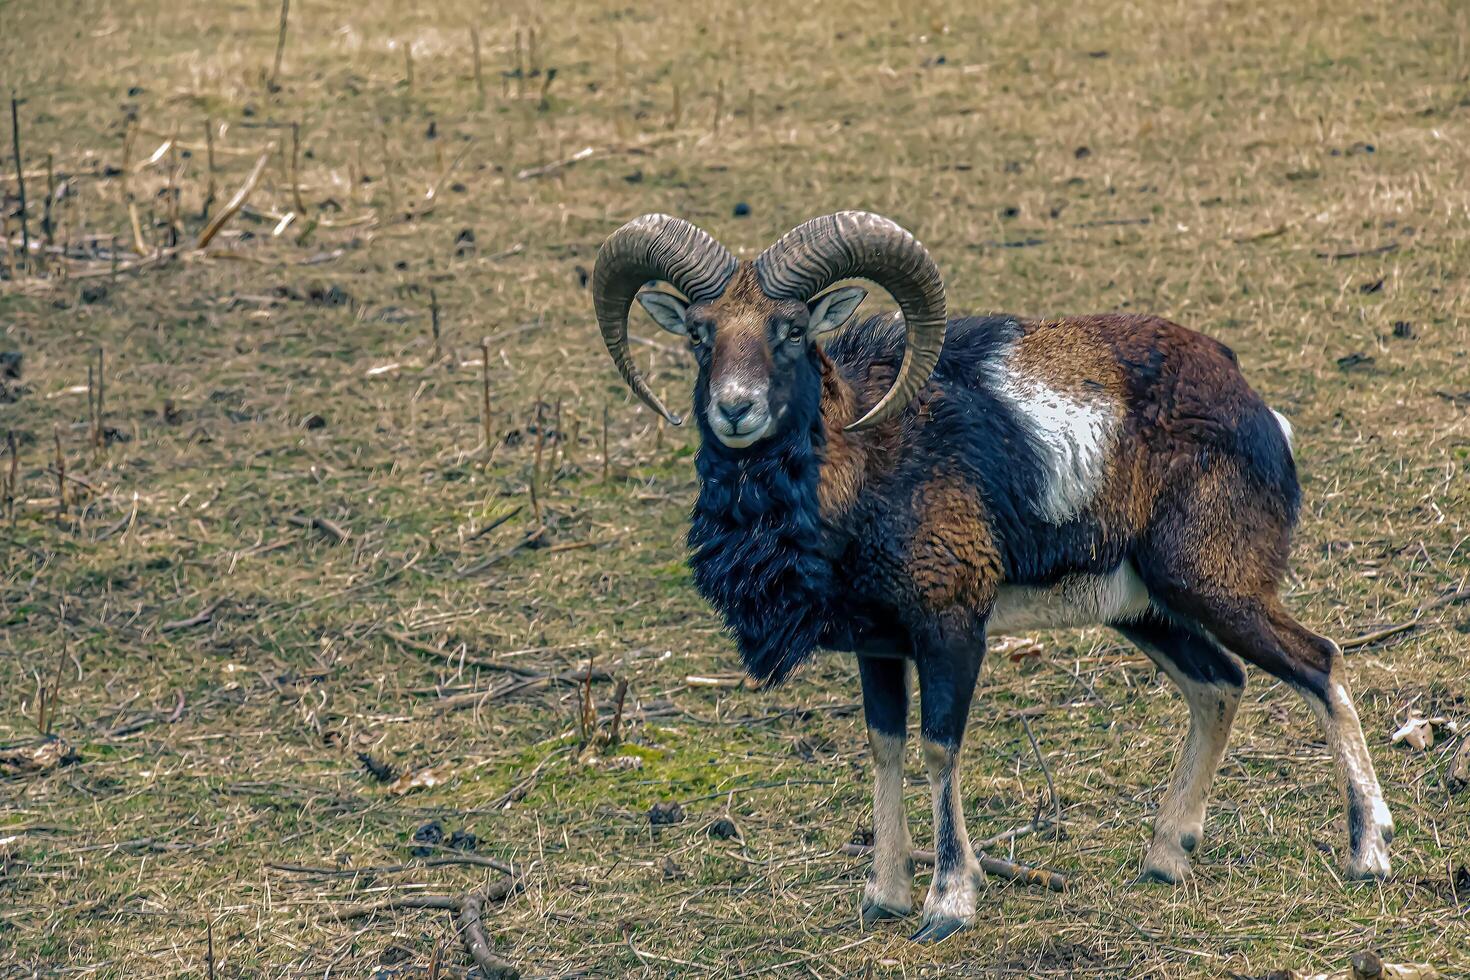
[862,730,913,917]
[1139,662,1242,882]
[1310,664,1393,878]
[1146,675,1240,875]
[920,740,980,924]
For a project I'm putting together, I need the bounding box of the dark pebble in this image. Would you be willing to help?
[379,944,412,967]
[357,751,395,782]
[409,820,445,857]
[648,801,685,826]
[307,284,352,306]
[707,816,739,840]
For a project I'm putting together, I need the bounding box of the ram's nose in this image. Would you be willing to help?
[717,398,755,427]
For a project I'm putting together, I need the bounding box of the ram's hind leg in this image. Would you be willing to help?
[857,654,914,923]
[1116,616,1245,884]
[1189,599,1394,879]
[1141,459,1392,880]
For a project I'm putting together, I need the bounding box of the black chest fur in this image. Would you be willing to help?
[686,421,836,685]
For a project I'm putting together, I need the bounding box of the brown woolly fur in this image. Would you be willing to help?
[1010,317,1151,535]
[1153,458,1293,596]
[1011,316,1129,402]
[814,355,866,519]
[906,476,1003,614]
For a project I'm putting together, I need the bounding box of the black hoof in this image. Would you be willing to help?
[861,901,910,926]
[909,916,970,944]
[1133,866,1181,886]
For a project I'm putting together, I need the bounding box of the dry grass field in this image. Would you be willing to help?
[2,0,1469,976]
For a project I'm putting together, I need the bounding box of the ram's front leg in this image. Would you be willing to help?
[857,653,913,923]
[910,615,987,943]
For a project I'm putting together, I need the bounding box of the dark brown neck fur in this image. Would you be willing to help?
[815,351,868,520]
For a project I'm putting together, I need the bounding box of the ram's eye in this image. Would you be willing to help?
[786,324,804,343]
[688,321,710,345]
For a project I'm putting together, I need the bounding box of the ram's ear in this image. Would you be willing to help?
[807,286,867,335]
[635,290,690,336]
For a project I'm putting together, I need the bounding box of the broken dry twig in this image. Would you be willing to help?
[1341,588,1470,651]
[329,879,520,978]
[160,598,223,633]
[196,148,272,250]
[840,842,1067,892]
[288,514,348,544]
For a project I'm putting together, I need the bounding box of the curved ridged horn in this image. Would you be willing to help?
[754,211,946,431]
[593,214,738,424]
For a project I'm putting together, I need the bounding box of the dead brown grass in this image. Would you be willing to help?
[2,0,1469,977]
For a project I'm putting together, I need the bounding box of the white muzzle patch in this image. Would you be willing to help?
[707,380,773,449]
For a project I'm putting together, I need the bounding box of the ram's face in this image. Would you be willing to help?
[637,267,867,449]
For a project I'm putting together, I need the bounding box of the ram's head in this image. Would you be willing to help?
[592,211,947,449]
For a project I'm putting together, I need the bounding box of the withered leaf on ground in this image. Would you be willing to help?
[1391,716,1434,751]
[387,765,449,795]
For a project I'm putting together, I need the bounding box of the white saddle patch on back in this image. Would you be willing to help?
[991,563,1152,633]
[992,371,1118,524]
